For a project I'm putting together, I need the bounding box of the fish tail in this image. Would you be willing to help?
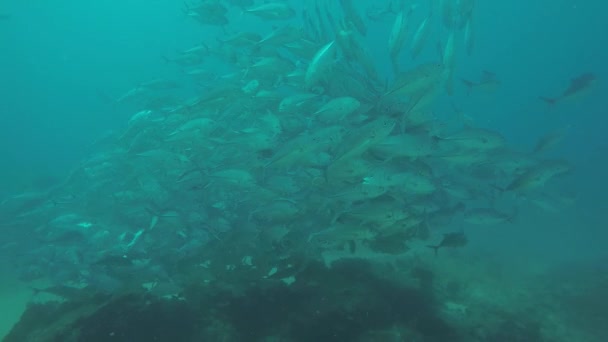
[491,184,506,194]
[426,245,440,256]
[507,208,518,223]
[348,240,356,254]
[460,78,474,95]
[539,96,557,105]
[431,134,451,142]
[390,55,400,76]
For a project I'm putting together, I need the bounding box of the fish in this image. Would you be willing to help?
[184,68,217,82]
[245,3,296,20]
[283,39,322,60]
[219,32,262,47]
[257,25,302,46]
[32,284,90,300]
[311,0,331,42]
[184,1,229,26]
[278,92,319,113]
[528,191,578,213]
[330,116,397,165]
[394,170,437,196]
[388,8,413,74]
[337,197,409,228]
[162,53,203,67]
[483,150,537,177]
[437,127,506,151]
[540,72,596,105]
[327,180,389,202]
[340,0,368,36]
[503,160,571,192]
[313,96,361,123]
[226,0,254,8]
[266,125,344,169]
[139,79,181,91]
[427,232,468,255]
[247,56,295,78]
[305,40,337,89]
[531,125,571,154]
[464,208,515,225]
[0,0,578,308]
[463,17,474,55]
[460,70,501,93]
[442,31,457,94]
[322,1,339,36]
[335,28,379,83]
[180,43,210,55]
[385,63,445,98]
[442,0,474,29]
[302,9,321,42]
[308,222,376,251]
[410,15,432,59]
[370,133,439,161]
[366,2,398,22]
[251,198,303,223]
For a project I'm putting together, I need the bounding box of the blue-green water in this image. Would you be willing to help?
[1,1,607,340]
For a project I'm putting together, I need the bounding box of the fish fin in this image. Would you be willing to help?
[30,287,43,297]
[539,96,557,105]
[348,240,356,254]
[431,134,447,141]
[390,55,400,76]
[481,70,497,81]
[460,78,475,88]
[426,245,440,256]
[507,208,518,223]
[491,184,506,194]
[460,78,474,95]
[436,42,443,63]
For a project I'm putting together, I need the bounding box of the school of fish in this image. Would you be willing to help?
[0,0,579,297]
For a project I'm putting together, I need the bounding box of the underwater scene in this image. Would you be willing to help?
[1,0,607,341]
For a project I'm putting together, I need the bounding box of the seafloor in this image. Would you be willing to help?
[3,251,606,342]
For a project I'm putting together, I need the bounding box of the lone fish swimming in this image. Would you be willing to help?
[540,72,596,105]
